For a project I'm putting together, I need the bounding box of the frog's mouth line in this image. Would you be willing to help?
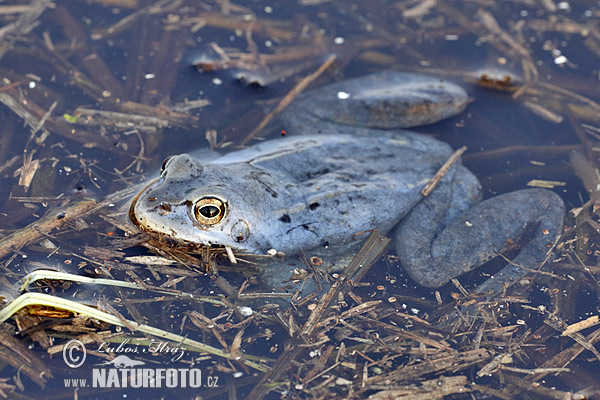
[128,231,265,274]
[130,223,259,264]
[143,231,229,251]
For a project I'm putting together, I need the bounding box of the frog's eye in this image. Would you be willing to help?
[160,156,174,173]
[194,197,226,225]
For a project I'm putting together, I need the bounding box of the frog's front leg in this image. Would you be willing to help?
[395,186,565,296]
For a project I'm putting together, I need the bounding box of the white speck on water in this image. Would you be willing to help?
[264,6,273,13]
[28,81,36,89]
[557,1,570,10]
[212,78,223,85]
[337,91,351,100]
[554,55,568,64]
[334,36,345,44]
[144,73,155,79]
[238,306,253,316]
[444,34,459,41]
[233,372,243,378]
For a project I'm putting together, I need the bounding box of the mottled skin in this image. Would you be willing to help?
[131,133,478,260]
[130,71,565,295]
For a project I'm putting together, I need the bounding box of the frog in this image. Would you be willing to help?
[129,71,565,300]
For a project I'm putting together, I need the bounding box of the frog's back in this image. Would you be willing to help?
[214,133,456,195]
[212,133,475,255]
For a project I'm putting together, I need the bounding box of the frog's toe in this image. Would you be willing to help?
[473,188,565,295]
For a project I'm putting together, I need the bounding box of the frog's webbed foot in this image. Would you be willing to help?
[396,188,565,297]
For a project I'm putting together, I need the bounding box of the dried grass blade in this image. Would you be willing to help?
[0,293,268,372]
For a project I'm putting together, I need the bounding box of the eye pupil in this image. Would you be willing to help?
[200,205,219,218]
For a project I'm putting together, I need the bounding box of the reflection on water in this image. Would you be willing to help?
[0,0,599,398]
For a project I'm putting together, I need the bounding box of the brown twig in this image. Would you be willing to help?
[421,146,467,197]
[0,199,97,259]
[240,54,337,145]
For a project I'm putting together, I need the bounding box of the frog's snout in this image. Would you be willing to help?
[128,192,144,228]
[128,177,165,228]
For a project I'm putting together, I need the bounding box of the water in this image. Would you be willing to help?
[0,0,599,398]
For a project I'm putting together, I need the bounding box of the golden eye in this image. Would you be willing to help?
[194,197,226,225]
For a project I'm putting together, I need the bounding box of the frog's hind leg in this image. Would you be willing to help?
[395,188,565,298]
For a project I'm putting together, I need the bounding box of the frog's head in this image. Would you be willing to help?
[129,154,257,253]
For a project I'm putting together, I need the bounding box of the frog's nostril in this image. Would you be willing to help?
[164,155,203,180]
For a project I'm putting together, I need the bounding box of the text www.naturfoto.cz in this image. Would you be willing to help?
[64,378,87,388]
